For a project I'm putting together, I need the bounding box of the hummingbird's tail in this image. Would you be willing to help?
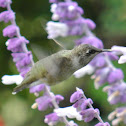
[12,71,37,94]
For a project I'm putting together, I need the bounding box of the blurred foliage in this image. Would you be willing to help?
[0,0,126,126]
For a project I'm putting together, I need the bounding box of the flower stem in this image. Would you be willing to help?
[45,85,71,126]
[82,93,104,123]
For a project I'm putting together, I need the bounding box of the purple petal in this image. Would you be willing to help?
[45,113,60,125]
[107,53,119,61]
[0,0,12,8]
[116,107,126,113]
[80,108,99,122]
[116,107,126,124]
[107,84,126,104]
[73,98,85,109]
[109,96,121,104]
[18,66,31,73]
[45,113,59,121]
[15,54,32,68]
[3,25,19,38]
[0,11,15,23]
[55,95,64,104]
[8,45,23,52]
[66,18,85,35]
[75,36,103,49]
[36,95,52,111]
[11,52,31,62]
[49,0,58,3]
[107,69,124,84]
[72,97,92,112]
[90,54,106,67]
[80,108,95,122]
[29,84,45,93]
[80,98,93,110]
[121,93,126,103]
[70,89,83,103]
[84,18,96,30]
[84,114,94,122]
[19,66,31,77]
[56,2,83,20]
[95,122,110,126]
[77,6,84,15]
[7,36,29,52]
[67,5,83,19]
[93,67,111,87]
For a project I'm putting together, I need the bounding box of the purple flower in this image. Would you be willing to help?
[107,83,126,104]
[36,95,52,111]
[36,94,64,111]
[66,18,85,35]
[90,53,118,70]
[49,0,59,3]
[108,107,126,125]
[18,66,31,77]
[17,66,30,73]
[95,122,110,126]
[29,84,45,93]
[55,95,64,104]
[107,52,119,61]
[55,2,83,20]
[0,0,12,8]
[73,98,85,109]
[90,54,106,68]
[80,98,93,110]
[44,112,61,125]
[3,25,19,38]
[116,107,126,113]
[11,52,31,62]
[115,107,126,124]
[17,66,31,73]
[80,108,99,122]
[11,52,32,69]
[73,98,93,111]
[107,69,124,84]
[75,36,103,49]
[6,36,29,52]
[84,18,96,30]
[70,89,83,103]
[49,94,64,107]
[93,67,111,89]
[15,55,32,68]
[0,11,15,23]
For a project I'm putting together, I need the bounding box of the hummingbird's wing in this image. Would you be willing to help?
[30,20,67,61]
[12,62,47,94]
[12,70,37,94]
[41,20,66,50]
[41,18,81,50]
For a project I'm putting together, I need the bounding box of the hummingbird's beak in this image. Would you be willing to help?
[101,49,112,52]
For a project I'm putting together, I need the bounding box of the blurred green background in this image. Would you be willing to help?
[0,0,126,126]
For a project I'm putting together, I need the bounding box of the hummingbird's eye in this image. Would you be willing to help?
[86,49,96,55]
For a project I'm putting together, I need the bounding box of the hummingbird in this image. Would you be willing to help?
[13,44,111,94]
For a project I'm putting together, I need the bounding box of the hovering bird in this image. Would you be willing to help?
[13,44,111,94]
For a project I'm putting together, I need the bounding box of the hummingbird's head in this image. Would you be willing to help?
[74,44,111,66]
